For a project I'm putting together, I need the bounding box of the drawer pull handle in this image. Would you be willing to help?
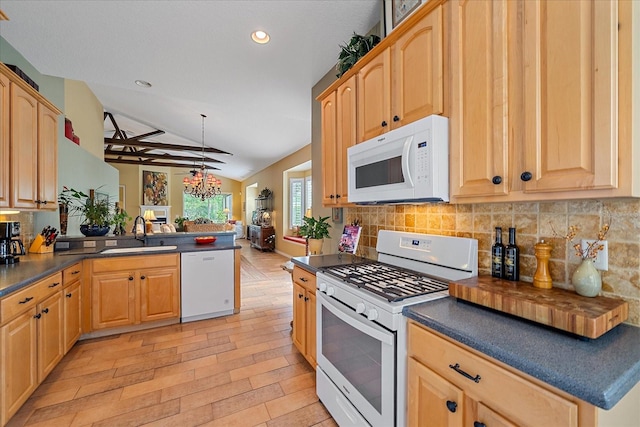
[66,293,73,298]
[42,308,49,314]
[446,400,457,413]
[299,277,308,282]
[71,270,80,275]
[19,297,34,304]
[474,422,486,427]
[449,363,481,383]
[49,282,60,288]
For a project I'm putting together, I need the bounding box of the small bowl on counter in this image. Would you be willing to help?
[194,236,217,245]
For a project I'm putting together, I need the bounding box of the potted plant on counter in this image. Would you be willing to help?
[59,187,114,236]
[299,215,331,255]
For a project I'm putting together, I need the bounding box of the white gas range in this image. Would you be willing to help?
[315,230,478,426]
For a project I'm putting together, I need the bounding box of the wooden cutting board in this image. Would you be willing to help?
[448,276,628,339]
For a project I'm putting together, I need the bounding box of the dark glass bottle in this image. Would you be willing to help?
[491,227,505,278]
[504,227,520,281]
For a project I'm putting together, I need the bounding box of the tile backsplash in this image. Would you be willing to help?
[346,199,640,326]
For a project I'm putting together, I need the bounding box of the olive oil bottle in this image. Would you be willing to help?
[491,227,505,278]
[504,227,520,281]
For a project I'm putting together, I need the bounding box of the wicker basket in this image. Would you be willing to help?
[183,221,234,232]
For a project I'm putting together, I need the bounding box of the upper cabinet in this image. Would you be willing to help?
[0,63,61,211]
[449,0,637,202]
[358,5,444,142]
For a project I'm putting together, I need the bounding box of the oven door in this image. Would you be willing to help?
[317,292,395,427]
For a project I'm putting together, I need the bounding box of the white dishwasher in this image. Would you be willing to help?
[181,250,234,322]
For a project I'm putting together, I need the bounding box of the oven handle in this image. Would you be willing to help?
[318,293,394,346]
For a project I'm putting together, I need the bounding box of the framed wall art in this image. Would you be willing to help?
[384,0,424,36]
[142,170,168,206]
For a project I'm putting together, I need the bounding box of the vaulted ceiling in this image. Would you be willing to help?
[0,0,381,181]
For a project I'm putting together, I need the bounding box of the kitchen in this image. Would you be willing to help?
[1,0,640,426]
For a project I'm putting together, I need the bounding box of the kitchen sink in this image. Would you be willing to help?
[100,245,178,254]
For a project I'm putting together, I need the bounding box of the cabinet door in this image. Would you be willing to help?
[305,290,316,367]
[140,268,179,322]
[0,72,9,208]
[450,0,511,198]
[37,291,64,382]
[63,281,82,354]
[0,309,37,426]
[474,402,518,427]
[92,272,136,330]
[357,47,391,142]
[292,282,306,354]
[523,0,618,192]
[37,103,59,209]
[392,5,443,128]
[407,357,464,427]
[336,75,357,204]
[320,91,338,205]
[10,83,38,209]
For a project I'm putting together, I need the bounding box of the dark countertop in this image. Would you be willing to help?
[291,253,372,273]
[404,297,640,410]
[0,241,240,298]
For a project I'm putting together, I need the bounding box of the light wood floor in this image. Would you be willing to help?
[8,240,337,427]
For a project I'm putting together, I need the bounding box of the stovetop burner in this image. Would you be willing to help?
[320,262,448,302]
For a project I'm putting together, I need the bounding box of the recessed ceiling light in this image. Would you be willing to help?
[135,79,152,88]
[251,30,270,44]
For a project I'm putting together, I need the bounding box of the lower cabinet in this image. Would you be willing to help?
[62,280,81,354]
[88,254,180,332]
[407,321,594,427]
[291,265,316,367]
[0,272,63,427]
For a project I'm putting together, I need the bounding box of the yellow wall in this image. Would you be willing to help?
[241,144,312,258]
[64,79,104,160]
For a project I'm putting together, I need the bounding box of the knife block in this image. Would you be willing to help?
[29,235,53,253]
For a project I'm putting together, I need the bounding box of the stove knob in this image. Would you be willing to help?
[356,303,366,314]
[318,283,327,292]
[327,287,335,296]
[367,309,379,321]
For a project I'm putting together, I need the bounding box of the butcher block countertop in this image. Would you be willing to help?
[403,297,640,410]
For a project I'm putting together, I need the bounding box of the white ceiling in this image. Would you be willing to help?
[0,0,381,181]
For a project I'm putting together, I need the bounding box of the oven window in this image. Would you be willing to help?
[355,156,404,189]
[321,305,383,413]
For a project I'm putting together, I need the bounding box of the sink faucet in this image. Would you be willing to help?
[132,215,146,242]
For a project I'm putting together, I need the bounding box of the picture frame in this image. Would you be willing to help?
[384,0,424,36]
[142,170,168,206]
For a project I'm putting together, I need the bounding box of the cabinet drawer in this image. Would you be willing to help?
[1,272,62,325]
[91,253,179,273]
[408,322,578,427]
[62,262,83,286]
[292,266,316,293]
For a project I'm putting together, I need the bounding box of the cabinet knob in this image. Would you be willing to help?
[42,308,49,314]
[381,121,388,127]
[298,293,304,299]
[446,400,457,413]
[129,276,134,281]
[66,293,72,298]
[34,313,42,319]
[520,171,533,181]
[304,297,309,301]
[329,194,335,199]
[393,115,400,122]
[474,422,486,427]
[140,275,146,280]
[492,176,502,185]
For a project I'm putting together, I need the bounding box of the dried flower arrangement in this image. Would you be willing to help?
[552,221,611,260]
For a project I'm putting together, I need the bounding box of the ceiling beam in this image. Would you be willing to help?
[104,158,221,170]
[104,149,224,164]
[104,138,232,155]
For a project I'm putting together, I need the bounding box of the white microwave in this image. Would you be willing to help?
[347,115,449,204]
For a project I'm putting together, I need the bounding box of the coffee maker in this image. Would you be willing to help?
[0,221,24,264]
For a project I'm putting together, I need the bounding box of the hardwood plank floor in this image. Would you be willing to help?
[8,240,337,427]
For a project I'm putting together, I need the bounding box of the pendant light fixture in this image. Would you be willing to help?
[183,114,222,201]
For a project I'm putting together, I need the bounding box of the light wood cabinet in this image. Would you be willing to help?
[87,254,180,333]
[291,265,317,367]
[358,5,443,142]
[449,0,636,202]
[321,75,357,206]
[0,63,61,211]
[0,72,9,208]
[0,272,63,427]
[407,321,596,427]
[62,262,82,354]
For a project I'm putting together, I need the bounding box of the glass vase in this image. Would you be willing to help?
[571,259,602,297]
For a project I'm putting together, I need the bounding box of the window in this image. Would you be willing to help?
[183,193,232,222]
[290,176,312,227]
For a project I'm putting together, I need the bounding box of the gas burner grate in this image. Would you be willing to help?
[321,262,449,302]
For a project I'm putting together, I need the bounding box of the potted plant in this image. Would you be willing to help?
[299,215,331,255]
[336,33,381,78]
[174,216,188,232]
[59,187,114,236]
[112,207,132,235]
